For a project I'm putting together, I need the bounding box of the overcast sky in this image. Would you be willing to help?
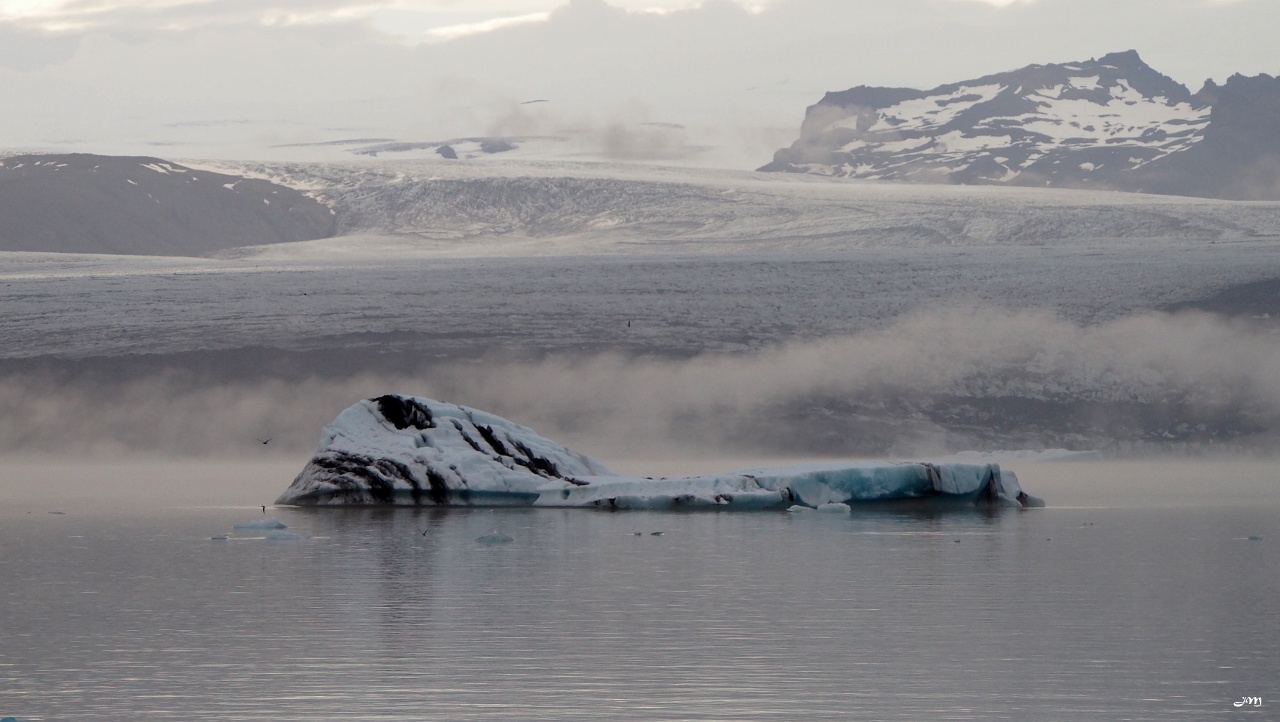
[2,0,1277,167]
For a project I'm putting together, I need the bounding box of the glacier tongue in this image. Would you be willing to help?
[275,395,1042,509]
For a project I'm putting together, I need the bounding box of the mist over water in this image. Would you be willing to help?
[3,305,1278,461]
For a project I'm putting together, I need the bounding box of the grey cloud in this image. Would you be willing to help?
[482,100,712,160]
[2,0,1279,162]
[0,25,81,71]
[7,0,386,34]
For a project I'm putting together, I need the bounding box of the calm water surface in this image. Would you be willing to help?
[1,462,1277,721]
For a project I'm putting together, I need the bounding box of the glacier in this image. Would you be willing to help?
[274,395,1044,510]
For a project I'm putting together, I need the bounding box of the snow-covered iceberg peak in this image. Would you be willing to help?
[276,394,615,506]
[275,395,1044,509]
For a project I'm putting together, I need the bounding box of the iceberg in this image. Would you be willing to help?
[274,395,1044,510]
[475,531,514,545]
[233,518,288,530]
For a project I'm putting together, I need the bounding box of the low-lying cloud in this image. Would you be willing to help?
[3,306,1279,462]
[479,98,756,163]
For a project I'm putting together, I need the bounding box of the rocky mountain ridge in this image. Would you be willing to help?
[762,51,1280,200]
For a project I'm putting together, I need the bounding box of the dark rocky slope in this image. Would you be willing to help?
[0,154,336,255]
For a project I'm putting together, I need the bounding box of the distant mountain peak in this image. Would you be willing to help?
[1097,49,1144,66]
[762,51,1280,200]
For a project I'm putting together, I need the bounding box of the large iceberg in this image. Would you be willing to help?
[275,395,1043,509]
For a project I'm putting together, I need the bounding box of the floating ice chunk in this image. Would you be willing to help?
[276,396,1044,510]
[211,535,228,541]
[787,505,814,512]
[234,518,287,530]
[476,531,513,545]
[1248,535,1263,541]
[816,502,851,513]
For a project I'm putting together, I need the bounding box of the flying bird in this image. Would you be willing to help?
[520,99,549,104]
[257,438,271,445]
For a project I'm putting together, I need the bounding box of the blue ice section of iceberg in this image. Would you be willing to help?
[275,395,1043,509]
[233,518,287,530]
[745,461,998,505]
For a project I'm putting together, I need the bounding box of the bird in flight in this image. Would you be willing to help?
[520,99,549,104]
[257,438,272,445]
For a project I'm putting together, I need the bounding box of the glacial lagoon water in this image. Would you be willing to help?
[1,460,1277,721]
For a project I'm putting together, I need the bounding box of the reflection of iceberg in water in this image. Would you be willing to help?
[275,395,1044,510]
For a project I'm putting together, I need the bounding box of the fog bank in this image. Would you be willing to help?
[3,306,1278,461]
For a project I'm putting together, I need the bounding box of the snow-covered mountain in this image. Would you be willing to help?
[762,51,1280,200]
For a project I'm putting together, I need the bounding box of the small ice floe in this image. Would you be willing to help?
[650,531,664,536]
[816,502,851,513]
[265,530,303,541]
[48,511,66,515]
[1248,535,1263,541]
[210,535,229,541]
[787,505,814,512]
[475,531,513,545]
[234,518,287,530]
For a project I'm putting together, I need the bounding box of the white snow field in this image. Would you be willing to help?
[276,395,1037,509]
